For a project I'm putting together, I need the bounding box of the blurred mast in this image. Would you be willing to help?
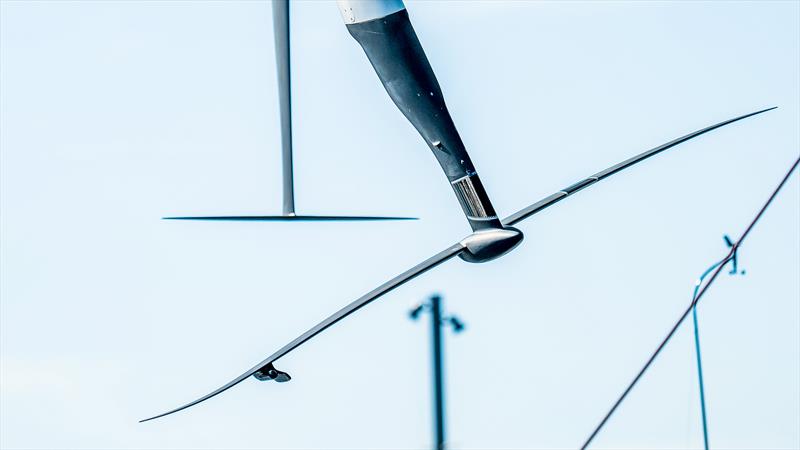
[431,295,445,449]
[410,294,465,450]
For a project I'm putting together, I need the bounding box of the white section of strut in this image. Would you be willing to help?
[336,0,405,24]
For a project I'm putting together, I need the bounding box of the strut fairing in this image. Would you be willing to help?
[345,8,503,231]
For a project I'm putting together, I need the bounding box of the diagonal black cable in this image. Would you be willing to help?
[581,154,800,449]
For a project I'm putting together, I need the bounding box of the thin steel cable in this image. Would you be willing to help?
[581,154,800,449]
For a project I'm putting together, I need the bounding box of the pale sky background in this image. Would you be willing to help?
[1,1,799,449]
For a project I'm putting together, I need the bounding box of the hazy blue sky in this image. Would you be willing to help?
[1,1,798,449]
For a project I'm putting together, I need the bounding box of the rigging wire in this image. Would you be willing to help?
[581,154,800,449]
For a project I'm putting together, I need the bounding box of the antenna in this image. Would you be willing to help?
[410,294,465,450]
[581,154,800,449]
[691,235,745,450]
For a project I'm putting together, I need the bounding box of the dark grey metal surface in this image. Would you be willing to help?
[140,243,465,423]
[346,10,502,231]
[272,0,294,216]
[502,107,777,226]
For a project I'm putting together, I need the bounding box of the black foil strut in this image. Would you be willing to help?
[346,10,502,231]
